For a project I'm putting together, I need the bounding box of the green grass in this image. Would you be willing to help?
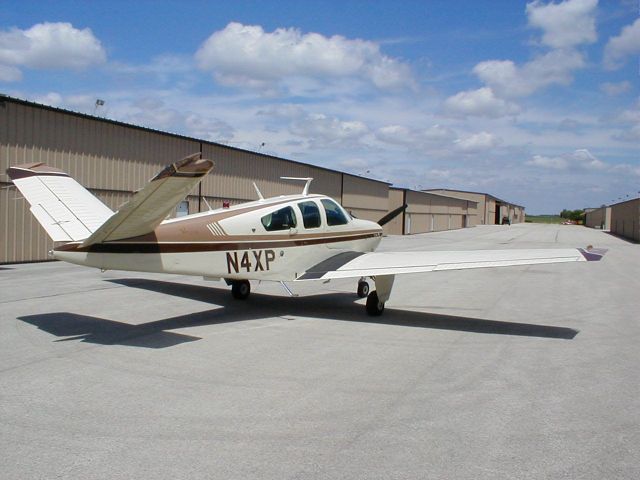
[525,215,563,224]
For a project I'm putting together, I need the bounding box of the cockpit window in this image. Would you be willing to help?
[298,201,321,229]
[261,206,297,231]
[321,199,349,226]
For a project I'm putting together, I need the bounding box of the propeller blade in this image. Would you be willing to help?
[377,204,407,226]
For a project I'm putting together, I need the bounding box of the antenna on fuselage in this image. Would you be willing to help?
[253,182,265,200]
[280,177,313,196]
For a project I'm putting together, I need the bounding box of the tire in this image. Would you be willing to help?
[365,291,385,316]
[357,281,370,298]
[231,280,251,300]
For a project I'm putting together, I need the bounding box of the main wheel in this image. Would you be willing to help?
[365,291,385,316]
[231,280,251,300]
[357,280,370,298]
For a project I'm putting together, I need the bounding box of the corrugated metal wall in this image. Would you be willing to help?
[425,190,488,225]
[585,207,611,229]
[387,188,477,235]
[610,199,640,242]
[423,190,526,225]
[385,188,405,235]
[342,174,389,223]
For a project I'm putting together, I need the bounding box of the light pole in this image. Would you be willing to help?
[93,99,105,116]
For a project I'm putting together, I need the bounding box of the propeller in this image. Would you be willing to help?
[377,204,407,226]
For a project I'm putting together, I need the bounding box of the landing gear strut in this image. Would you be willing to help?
[231,280,251,300]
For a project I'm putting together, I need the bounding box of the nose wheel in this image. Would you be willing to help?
[357,279,370,298]
[231,280,251,300]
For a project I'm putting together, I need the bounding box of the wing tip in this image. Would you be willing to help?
[7,163,69,180]
[577,246,608,261]
[153,153,215,181]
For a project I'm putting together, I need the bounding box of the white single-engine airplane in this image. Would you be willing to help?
[7,153,606,316]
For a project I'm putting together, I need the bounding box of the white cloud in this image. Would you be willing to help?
[423,124,457,143]
[33,92,63,106]
[456,1,596,100]
[338,157,370,171]
[375,125,414,145]
[454,132,501,153]
[612,163,640,177]
[256,104,306,120]
[526,0,597,49]
[526,154,569,169]
[611,99,640,142]
[604,18,640,70]
[289,112,369,145]
[526,148,607,171]
[444,87,520,117]
[195,22,415,92]
[600,81,632,96]
[0,22,106,81]
[615,99,640,123]
[473,49,585,97]
[570,148,607,170]
[185,114,235,142]
[0,64,22,81]
[376,124,457,148]
[614,124,640,142]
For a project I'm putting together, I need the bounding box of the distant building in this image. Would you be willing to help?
[423,189,525,225]
[584,207,611,230]
[609,199,640,242]
[386,188,478,235]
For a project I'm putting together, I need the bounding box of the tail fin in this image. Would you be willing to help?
[7,163,113,242]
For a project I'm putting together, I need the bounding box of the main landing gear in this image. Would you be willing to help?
[231,280,251,300]
[365,291,385,316]
[361,275,395,317]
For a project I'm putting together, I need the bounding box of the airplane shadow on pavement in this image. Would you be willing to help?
[18,278,579,349]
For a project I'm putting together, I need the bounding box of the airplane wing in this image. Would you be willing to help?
[296,247,606,281]
[81,154,214,246]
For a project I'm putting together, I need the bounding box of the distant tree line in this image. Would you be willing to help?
[559,209,585,222]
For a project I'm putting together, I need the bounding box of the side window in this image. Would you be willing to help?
[321,199,349,226]
[298,201,321,229]
[261,206,297,231]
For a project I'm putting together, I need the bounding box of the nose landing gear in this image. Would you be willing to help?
[357,278,370,298]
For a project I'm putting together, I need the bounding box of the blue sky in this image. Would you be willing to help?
[1,0,638,213]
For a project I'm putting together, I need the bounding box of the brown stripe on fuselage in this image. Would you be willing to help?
[55,231,382,254]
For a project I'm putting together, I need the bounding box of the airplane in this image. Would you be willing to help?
[6,153,606,316]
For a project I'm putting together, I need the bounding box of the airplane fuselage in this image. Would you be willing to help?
[53,193,383,281]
